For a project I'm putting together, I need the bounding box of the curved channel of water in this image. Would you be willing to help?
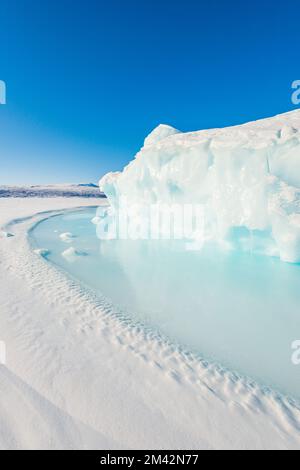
[30,207,300,400]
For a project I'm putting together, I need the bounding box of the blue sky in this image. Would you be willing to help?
[0,0,299,184]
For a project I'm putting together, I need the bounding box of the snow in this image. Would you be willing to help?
[0,184,105,199]
[0,231,14,238]
[144,124,181,147]
[0,195,300,449]
[100,110,300,264]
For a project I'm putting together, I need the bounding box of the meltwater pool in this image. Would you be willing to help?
[30,207,300,400]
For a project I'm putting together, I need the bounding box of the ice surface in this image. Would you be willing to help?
[100,110,300,263]
[144,124,181,146]
[2,197,299,449]
[31,209,300,399]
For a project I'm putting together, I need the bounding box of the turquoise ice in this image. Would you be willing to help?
[31,208,300,401]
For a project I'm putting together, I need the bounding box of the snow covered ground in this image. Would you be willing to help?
[0,183,105,198]
[1,195,300,449]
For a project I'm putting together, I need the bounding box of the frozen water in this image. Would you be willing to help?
[100,110,300,263]
[31,208,300,400]
[59,232,76,243]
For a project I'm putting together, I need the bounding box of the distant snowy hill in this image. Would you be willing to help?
[0,184,105,198]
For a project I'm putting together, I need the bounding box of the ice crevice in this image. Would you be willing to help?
[100,110,300,263]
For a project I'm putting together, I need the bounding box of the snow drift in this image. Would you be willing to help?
[100,111,300,263]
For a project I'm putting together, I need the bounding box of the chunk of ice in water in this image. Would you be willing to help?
[62,247,87,262]
[59,232,76,243]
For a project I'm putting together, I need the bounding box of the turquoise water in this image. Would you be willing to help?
[30,207,300,400]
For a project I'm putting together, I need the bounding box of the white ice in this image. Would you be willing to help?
[0,230,14,238]
[100,111,300,263]
[62,246,87,261]
[59,232,76,243]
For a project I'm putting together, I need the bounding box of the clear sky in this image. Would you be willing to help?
[0,0,299,185]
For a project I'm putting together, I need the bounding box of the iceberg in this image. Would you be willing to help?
[100,110,300,263]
